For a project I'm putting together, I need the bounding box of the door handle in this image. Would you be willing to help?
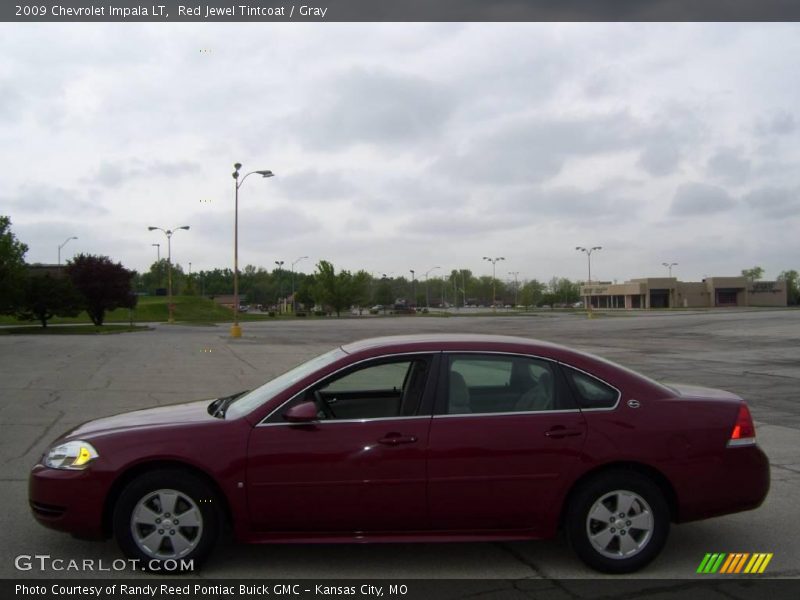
[378,433,418,446]
[544,426,584,439]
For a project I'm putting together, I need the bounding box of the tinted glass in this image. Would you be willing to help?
[566,368,619,409]
[447,355,558,414]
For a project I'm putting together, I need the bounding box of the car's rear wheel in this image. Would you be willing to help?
[566,470,670,573]
[113,469,219,572]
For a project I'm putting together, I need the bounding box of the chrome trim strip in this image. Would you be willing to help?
[433,409,581,419]
[258,415,432,428]
[727,437,756,448]
[257,351,438,426]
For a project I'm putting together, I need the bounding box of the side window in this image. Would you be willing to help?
[268,357,432,423]
[565,367,619,409]
[447,355,558,414]
[324,362,409,393]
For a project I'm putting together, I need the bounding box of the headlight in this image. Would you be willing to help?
[44,441,99,470]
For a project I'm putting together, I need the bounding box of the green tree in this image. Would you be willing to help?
[741,266,764,282]
[0,216,29,314]
[295,274,316,310]
[351,270,372,313]
[66,254,135,325]
[314,260,350,317]
[519,279,546,308]
[777,270,799,305]
[374,277,394,308]
[17,273,82,327]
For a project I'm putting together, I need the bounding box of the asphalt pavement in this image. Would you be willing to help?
[1,309,798,580]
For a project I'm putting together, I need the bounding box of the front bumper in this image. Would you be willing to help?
[28,463,109,539]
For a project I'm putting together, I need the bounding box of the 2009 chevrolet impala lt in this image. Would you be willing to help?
[29,335,769,573]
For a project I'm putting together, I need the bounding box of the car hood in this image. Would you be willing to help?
[666,383,742,401]
[64,398,217,439]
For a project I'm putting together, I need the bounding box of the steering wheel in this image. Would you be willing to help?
[313,390,335,419]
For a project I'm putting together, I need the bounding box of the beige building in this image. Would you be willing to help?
[580,277,787,309]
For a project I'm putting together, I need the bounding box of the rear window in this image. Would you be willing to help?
[565,367,619,409]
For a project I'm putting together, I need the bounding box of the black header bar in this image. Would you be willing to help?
[4,0,800,22]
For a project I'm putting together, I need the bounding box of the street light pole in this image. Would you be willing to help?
[291,255,309,313]
[409,270,416,307]
[148,226,190,324]
[58,236,78,267]
[576,246,602,313]
[275,260,285,312]
[662,262,678,277]
[424,266,440,309]
[231,162,274,338]
[482,256,505,310]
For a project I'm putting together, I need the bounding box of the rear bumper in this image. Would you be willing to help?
[28,464,108,539]
[676,444,770,523]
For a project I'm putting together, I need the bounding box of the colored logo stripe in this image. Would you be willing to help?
[697,553,773,574]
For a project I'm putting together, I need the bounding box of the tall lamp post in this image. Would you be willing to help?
[482,256,505,310]
[275,260,285,312]
[424,266,440,308]
[148,226,190,323]
[576,246,602,313]
[291,255,308,313]
[662,262,678,277]
[151,243,161,288]
[231,162,274,338]
[409,269,416,307]
[58,236,78,266]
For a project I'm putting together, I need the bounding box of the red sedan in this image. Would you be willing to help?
[29,334,769,573]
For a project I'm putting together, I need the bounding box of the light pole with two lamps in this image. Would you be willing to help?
[148,226,190,323]
[662,262,678,277]
[576,246,602,314]
[231,162,274,338]
[482,256,505,310]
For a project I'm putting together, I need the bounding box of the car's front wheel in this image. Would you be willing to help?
[113,469,220,572]
[565,470,670,573]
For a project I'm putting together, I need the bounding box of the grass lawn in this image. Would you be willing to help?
[0,325,151,335]
[0,295,309,326]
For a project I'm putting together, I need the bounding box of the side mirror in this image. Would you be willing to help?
[283,401,318,423]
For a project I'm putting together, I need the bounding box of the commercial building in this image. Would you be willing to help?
[580,277,787,309]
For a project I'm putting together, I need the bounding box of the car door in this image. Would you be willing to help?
[246,354,437,533]
[427,353,587,533]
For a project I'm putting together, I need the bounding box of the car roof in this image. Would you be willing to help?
[341,334,573,356]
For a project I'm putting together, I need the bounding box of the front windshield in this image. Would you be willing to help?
[225,348,346,419]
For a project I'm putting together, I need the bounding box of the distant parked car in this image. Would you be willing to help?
[238,304,249,312]
[30,335,768,573]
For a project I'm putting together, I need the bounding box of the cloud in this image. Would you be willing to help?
[706,148,751,185]
[292,67,455,149]
[89,159,202,188]
[743,186,800,219]
[436,111,657,186]
[272,169,356,202]
[1,184,109,217]
[755,109,797,136]
[502,183,642,224]
[637,140,682,177]
[669,182,736,216]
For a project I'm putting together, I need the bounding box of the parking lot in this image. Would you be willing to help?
[1,309,799,581]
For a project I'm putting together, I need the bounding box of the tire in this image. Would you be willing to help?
[565,470,670,574]
[113,469,220,572]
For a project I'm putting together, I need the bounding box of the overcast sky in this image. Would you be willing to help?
[1,23,799,284]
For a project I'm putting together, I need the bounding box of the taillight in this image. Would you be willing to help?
[727,403,756,447]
